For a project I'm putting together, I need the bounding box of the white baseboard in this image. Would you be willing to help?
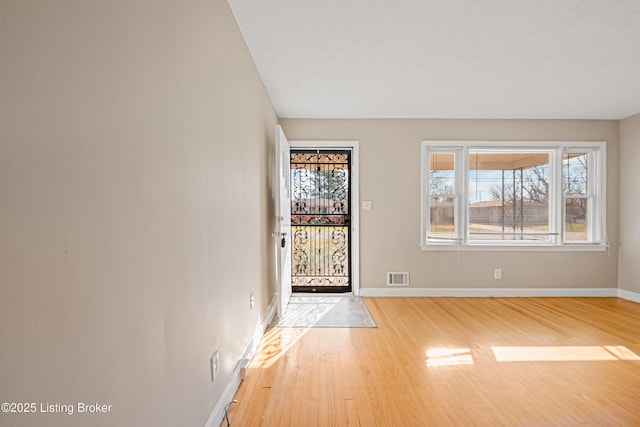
[359,287,619,298]
[261,295,278,331]
[204,294,278,427]
[204,363,243,427]
[618,288,640,303]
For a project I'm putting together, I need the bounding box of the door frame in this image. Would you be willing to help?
[289,140,360,296]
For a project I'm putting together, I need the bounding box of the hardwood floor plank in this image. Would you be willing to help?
[224,298,640,426]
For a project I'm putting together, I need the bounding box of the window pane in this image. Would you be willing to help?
[468,151,550,242]
[563,152,589,196]
[563,152,591,242]
[565,198,589,241]
[429,196,455,239]
[428,153,457,241]
[429,153,455,196]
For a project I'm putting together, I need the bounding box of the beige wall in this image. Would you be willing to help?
[619,113,640,293]
[280,119,619,291]
[0,1,277,426]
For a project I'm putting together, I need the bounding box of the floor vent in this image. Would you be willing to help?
[387,272,409,287]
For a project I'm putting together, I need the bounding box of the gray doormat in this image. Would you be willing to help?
[274,296,377,328]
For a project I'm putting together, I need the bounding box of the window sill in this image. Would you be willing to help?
[420,243,608,252]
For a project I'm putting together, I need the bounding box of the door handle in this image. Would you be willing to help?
[280,232,287,248]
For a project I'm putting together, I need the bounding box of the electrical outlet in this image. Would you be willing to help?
[494,268,502,280]
[211,351,220,382]
[249,292,255,309]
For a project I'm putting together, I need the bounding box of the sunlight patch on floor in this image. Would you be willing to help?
[251,327,310,369]
[426,348,474,367]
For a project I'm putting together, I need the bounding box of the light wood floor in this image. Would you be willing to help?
[224,297,640,426]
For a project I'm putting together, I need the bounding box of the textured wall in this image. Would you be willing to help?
[280,119,619,291]
[0,0,277,425]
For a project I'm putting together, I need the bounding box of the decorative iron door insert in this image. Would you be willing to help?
[290,150,351,293]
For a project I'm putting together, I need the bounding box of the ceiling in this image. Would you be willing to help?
[227,0,640,120]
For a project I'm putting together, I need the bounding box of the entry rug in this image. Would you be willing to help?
[275,296,377,328]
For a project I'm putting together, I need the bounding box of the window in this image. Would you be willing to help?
[421,141,606,250]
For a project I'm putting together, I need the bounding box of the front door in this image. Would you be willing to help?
[275,125,292,318]
[290,150,352,293]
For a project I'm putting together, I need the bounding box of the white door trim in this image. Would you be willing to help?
[289,140,360,296]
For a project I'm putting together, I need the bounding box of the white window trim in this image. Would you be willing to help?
[420,140,607,252]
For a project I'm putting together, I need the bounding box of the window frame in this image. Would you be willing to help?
[420,140,607,251]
